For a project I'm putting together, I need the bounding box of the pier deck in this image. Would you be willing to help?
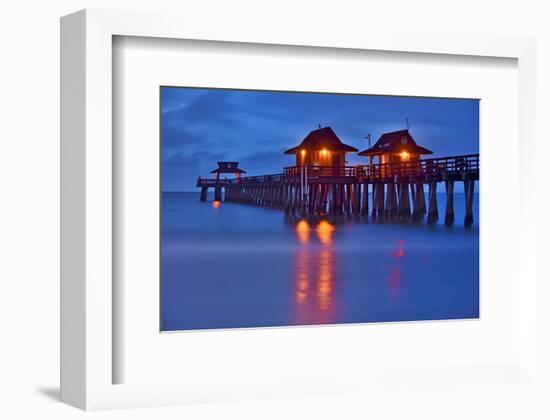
[196,154,479,226]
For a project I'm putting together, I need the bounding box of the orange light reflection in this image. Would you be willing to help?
[316,220,335,246]
[293,219,336,324]
[295,219,311,244]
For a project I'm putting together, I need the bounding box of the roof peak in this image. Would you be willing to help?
[384,128,409,135]
[310,126,332,132]
[284,126,358,154]
[357,129,432,156]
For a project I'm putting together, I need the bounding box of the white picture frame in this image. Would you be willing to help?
[61,8,544,412]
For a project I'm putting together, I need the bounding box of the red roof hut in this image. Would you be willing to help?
[284,126,358,167]
[358,129,433,165]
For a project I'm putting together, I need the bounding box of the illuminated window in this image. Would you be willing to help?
[300,149,306,164]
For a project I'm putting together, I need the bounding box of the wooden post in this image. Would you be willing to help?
[335,184,341,215]
[412,182,426,222]
[290,183,300,213]
[344,184,351,214]
[283,184,291,213]
[371,182,380,218]
[361,182,369,216]
[385,182,397,217]
[214,186,222,201]
[464,178,475,227]
[427,181,438,224]
[309,183,317,214]
[375,182,385,218]
[418,183,427,215]
[320,184,328,214]
[330,184,336,215]
[444,180,455,225]
[352,183,361,215]
[311,184,318,214]
[398,182,410,220]
[200,187,208,202]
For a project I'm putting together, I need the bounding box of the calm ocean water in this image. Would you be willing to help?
[161,191,479,331]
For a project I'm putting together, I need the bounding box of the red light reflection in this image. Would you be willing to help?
[388,240,405,299]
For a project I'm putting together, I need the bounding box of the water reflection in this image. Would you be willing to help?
[316,220,335,246]
[293,218,336,325]
[295,220,311,244]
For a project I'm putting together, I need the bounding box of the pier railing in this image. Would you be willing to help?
[195,178,235,186]
[281,154,479,181]
[363,154,479,180]
[283,165,358,178]
[197,154,479,187]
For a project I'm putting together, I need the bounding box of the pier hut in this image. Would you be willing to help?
[284,126,358,168]
[283,127,359,214]
[357,129,433,165]
[357,130,434,221]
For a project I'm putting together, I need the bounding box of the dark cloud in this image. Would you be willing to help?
[162,151,227,191]
[237,149,291,175]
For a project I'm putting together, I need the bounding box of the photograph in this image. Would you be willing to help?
[160,87,480,331]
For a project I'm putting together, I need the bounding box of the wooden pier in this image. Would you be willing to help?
[196,154,479,226]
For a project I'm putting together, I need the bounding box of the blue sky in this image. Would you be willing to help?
[161,87,479,191]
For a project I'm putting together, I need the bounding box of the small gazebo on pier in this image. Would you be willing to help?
[198,161,247,202]
[210,161,247,181]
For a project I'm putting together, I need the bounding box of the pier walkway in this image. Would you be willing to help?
[197,154,479,226]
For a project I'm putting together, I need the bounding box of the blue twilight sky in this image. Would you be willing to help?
[161,87,479,192]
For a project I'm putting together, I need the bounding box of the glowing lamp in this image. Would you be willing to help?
[400,151,410,161]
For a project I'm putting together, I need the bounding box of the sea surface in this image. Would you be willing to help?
[161,191,479,331]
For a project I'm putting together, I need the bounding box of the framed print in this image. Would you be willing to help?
[61,8,545,413]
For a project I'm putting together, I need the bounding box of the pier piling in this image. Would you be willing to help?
[200,187,208,202]
[387,182,398,218]
[412,181,426,222]
[361,182,369,216]
[373,182,385,219]
[444,180,455,225]
[427,181,438,224]
[464,178,475,227]
[398,182,411,221]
